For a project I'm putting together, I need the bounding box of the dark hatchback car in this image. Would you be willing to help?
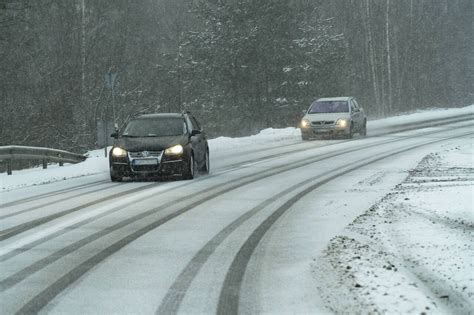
[109,112,209,181]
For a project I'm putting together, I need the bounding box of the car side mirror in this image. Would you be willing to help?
[191,129,201,137]
[110,132,119,139]
[301,109,307,115]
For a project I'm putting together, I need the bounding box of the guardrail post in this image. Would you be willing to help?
[7,159,12,175]
[42,159,47,169]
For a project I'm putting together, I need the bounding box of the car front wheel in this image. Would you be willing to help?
[182,154,196,180]
[347,124,354,139]
[360,120,367,136]
[110,173,123,182]
[200,150,210,175]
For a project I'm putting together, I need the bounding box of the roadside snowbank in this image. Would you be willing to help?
[369,104,473,130]
[313,140,474,313]
[210,127,301,152]
[0,149,110,191]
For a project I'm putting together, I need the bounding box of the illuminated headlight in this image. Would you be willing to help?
[336,119,349,128]
[112,147,127,157]
[165,144,183,155]
[301,119,311,128]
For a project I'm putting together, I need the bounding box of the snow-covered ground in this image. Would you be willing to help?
[0,106,473,314]
[313,141,473,313]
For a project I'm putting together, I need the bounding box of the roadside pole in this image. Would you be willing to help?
[104,72,117,157]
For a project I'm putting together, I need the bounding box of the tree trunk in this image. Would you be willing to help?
[364,0,381,115]
[385,0,393,113]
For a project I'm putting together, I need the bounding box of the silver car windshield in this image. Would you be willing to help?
[309,101,349,113]
[122,117,186,137]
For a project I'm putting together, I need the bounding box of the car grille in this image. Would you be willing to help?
[311,121,334,127]
[128,150,162,158]
[131,164,160,173]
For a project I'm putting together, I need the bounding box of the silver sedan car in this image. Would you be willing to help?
[300,96,367,140]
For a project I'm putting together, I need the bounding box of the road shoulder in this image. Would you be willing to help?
[312,139,474,313]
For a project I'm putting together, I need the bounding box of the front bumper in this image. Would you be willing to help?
[301,125,350,137]
[109,151,185,178]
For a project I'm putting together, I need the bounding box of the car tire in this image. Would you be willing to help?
[110,173,123,182]
[200,150,210,174]
[182,154,196,180]
[347,124,354,139]
[360,120,367,136]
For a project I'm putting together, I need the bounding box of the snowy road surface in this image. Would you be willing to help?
[1,107,473,314]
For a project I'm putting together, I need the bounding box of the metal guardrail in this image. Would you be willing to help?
[0,145,87,175]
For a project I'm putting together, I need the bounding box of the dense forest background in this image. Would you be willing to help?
[1,0,473,152]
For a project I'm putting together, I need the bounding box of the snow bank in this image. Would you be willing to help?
[209,127,301,153]
[368,104,474,131]
[313,140,474,313]
[0,149,110,191]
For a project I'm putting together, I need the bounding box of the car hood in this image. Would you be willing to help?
[114,135,186,151]
[304,112,351,122]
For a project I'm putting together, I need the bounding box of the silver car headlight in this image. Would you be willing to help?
[165,144,184,155]
[301,119,311,128]
[336,119,349,128]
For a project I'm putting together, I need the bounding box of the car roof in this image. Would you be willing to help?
[315,97,352,102]
[134,113,185,120]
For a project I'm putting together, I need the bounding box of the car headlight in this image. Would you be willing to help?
[301,119,311,128]
[112,147,127,157]
[336,119,349,128]
[165,144,183,155]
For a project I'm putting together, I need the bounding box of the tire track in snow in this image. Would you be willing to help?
[216,131,473,315]
[0,182,160,241]
[13,129,472,314]
[7,133,428,312]
[0,131,412,243]
[0,182,122,220]
[0,180,109,209]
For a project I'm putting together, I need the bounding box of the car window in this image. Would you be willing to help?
[309,101,349,113]
[122,117,186,137]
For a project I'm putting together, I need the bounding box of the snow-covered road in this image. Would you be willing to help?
[0,107,473,314]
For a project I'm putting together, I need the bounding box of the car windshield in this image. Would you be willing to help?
[309,101,349,113]
[122,117,186,137]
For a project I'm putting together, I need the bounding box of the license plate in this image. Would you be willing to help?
[133,159,158,166]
